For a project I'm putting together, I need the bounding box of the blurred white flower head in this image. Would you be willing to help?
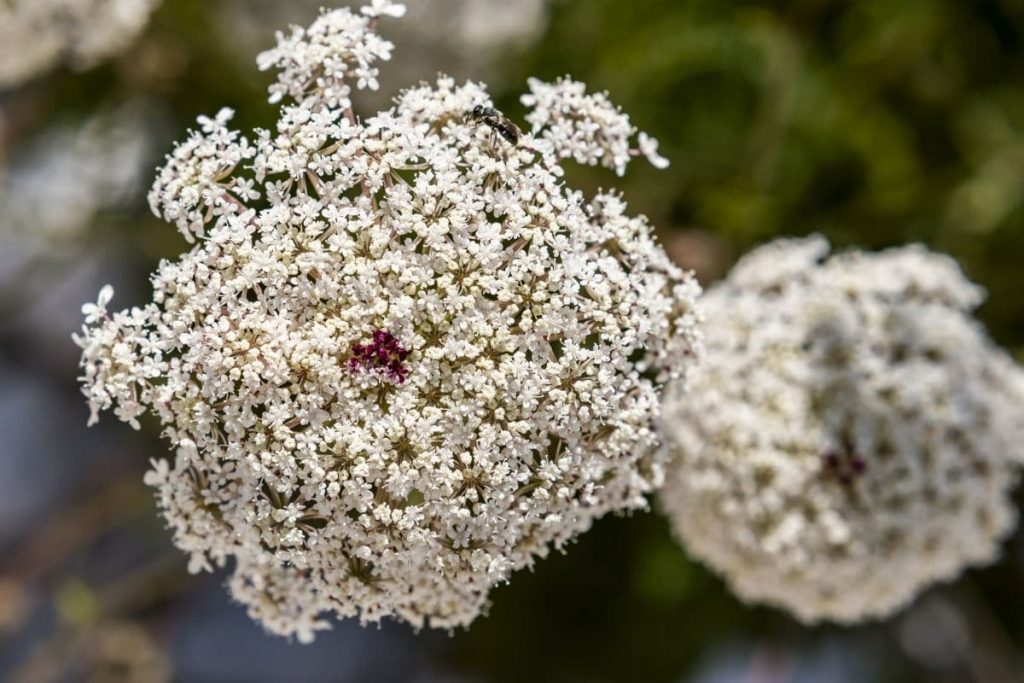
[0,105,151,248]
[75,2,699,641]
[0,0,162,87]
[660,235,1024,624]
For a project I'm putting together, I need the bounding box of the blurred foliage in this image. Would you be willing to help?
[2,1,1024,682]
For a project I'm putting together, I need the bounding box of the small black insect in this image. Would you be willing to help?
[469,104,522,146]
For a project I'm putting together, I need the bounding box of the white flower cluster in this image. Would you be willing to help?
[0,0,161,88]
[76,2,700,641]
[522,77,670,176]
[256,0,406,107]
[147,108,255,243]
[660,236,1024,624]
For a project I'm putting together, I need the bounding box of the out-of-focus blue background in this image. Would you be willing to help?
[1,1,1022,681]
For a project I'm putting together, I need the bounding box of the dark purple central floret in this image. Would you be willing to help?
[823,448,868,486]
[348,330,411,384]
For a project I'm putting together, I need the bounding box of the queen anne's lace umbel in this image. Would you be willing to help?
[660,236,1024,624]
[75,2,701,641]
[0,0,161,87]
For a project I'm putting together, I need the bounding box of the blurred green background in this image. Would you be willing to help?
[1,1,1022,681]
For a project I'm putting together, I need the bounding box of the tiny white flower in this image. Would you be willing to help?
[637,132,670,169]
[80,284,114,324]
[142,458,170,487]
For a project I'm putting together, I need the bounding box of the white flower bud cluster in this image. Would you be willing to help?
[0,0,161,87]
[76,3,701,641]
[660,236,1024,624]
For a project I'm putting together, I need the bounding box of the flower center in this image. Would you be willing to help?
[822,446,868,486]
[348,330,410,384]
